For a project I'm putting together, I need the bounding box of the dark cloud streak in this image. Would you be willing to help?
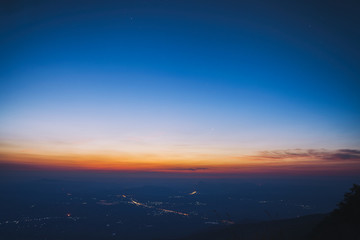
[166,167,209,171]
[256,149,360,162]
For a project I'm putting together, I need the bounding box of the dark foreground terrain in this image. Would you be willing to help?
[179,213,326,240]
[0,172,359,240]
[179,184,360,240]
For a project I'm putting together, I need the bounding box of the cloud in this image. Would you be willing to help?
[337,149,360,154]
[327,149,360,160]
[256,149,360,162]
[166,167,209,171]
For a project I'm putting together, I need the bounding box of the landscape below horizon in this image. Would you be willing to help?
[0,172,359,240]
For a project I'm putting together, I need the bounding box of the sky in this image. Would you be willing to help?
[0,0,360,175]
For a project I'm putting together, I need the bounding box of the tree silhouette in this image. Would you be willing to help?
[333,184,360,223]
[311,184,360,240]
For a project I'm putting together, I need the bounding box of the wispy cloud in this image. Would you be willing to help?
[255,149,360,162]
[165,167,209,171]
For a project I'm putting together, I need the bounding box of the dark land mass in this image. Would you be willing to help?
[177,184,360,240]
[177,213,326,240]
[0,173,359,240]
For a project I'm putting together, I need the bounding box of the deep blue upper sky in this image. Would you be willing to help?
[0,0,359,157]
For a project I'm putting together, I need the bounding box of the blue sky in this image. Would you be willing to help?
[0,1,359,172]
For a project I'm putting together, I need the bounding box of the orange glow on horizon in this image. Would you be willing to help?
[1,147,360,176]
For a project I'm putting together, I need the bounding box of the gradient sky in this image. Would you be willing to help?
[0,0,359,175]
